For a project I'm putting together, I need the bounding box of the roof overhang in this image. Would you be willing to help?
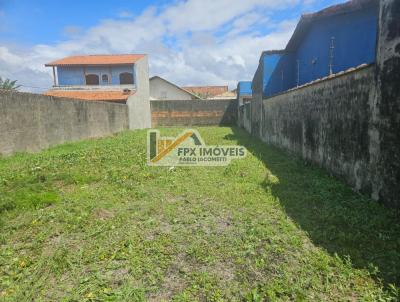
[45,54,146,67]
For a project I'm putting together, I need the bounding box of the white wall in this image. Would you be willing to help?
[150,77,195,100]
[127,56,151,129]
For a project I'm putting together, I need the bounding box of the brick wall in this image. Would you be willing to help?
[151,99,237,127]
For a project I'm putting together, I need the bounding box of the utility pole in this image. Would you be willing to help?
[329,36,335,75]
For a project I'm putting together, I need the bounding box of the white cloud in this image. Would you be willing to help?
[162,0,298,33]
[0,0,302,92]
[0,46,53,91]
[227,12,270,37]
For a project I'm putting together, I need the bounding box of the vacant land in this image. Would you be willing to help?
[0,127,399,301]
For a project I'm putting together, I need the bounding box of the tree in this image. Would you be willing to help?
[0,77,21,91]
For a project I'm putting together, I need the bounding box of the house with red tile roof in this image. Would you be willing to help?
[149,76,201,101]
[44,54,147,103]
[182,86,229,99]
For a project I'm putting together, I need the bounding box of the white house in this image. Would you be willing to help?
[149,76,200,100]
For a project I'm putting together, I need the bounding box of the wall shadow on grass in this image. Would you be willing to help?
[228,127,400,287]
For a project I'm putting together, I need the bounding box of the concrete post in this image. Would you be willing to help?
[370,0,400,208]
[127,55,152,129]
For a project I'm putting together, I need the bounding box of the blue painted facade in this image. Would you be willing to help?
[57,64,136,86]
[237,81,252,96]
[259,4,378,98]
[263,52,296,96]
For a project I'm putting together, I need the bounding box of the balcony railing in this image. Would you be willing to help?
[51,84,136,91]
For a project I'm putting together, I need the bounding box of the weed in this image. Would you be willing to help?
[0,127,399,301]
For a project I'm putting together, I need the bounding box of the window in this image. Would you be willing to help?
[101,74,109,84]
[85,74,99,85]
[119,72,134,85]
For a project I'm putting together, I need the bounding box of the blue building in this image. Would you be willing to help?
[253,0,379,98]
[237,81,253,106]
[45,54,147,103]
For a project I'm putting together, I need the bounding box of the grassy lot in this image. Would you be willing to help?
[0,127,399,301]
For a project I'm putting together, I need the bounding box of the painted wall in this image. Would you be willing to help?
[295,8,377,86]
[150,77,195,100]
[57,65,136,86]
[260,6,378,98]
[264,52,295,96]
[237,81,252,97]
[262,53,284,97]
[56,67,85,86]
[0,90,128,155]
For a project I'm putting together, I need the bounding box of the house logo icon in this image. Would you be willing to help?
[147,129,246,166]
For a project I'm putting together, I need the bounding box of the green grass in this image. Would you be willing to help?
[0,127,399,301]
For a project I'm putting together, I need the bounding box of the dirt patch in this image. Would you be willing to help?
[215,213,234,234]
[107,267,130,288]
[92,208,115,220]
[148,252,189,301]
[148,274,186,302]
[42,233,82,258]
[53,181,76,194]
[206,260,236,282]
[165,194,190,204]
[44,274,75,301]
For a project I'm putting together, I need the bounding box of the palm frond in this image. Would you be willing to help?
[0,77,20,91]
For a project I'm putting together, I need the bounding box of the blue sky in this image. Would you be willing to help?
[0,0,169,45]
[0,0,345,91]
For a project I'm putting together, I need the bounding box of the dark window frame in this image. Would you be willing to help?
[101,74,109,84]
[85,74,100,85]
[119,72,134,85]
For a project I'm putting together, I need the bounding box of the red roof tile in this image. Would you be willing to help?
[45,54,146,66]
[182,86,228,98]
[44,90,135,102]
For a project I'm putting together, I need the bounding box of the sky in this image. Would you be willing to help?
[0,0,345,92]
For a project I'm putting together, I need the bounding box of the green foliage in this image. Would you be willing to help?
[0,77,21,91]
[0,127,399,301]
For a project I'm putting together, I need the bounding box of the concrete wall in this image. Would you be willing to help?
[127,56,152,129]
[242,103,252,133]
[151,99,237,127]
[240,0,400,209]
[0,90,128,155]
[150,77,196,100]
[369,0,400,208]
[237,81,252,110]
[257,66,374,195]
[237,81,253,127]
